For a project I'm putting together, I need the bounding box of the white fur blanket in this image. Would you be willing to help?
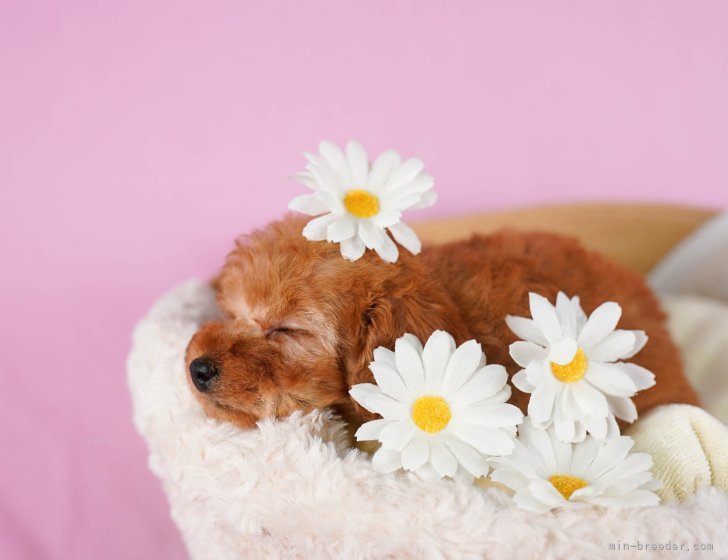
[128,280,728,560]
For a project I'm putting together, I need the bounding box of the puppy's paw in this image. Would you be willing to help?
[626,404,728,501]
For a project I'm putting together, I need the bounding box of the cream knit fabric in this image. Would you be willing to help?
[627,404,728,501]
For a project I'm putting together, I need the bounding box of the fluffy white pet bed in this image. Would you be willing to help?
[128,280,728,560]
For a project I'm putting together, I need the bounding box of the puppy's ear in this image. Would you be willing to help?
[343,279,473,419]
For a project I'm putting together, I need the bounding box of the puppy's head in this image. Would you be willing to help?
[185,215,470,429]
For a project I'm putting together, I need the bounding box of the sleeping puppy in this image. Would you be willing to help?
[185,215,697,430]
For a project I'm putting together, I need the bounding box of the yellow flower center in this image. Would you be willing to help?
[549,474,589,500]
[343,189,380,218]
[550,347,588,383]
[411,395,452,433]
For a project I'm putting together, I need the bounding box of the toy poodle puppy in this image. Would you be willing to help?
[185,215,697,429]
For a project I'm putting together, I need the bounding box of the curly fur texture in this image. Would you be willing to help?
[128,281,728,560]
[185,215,697,430]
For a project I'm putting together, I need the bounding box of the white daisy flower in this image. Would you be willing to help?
[490,418,661,512]
[288,140,436,263]
[350,331,523,480]
[507,292,655,442]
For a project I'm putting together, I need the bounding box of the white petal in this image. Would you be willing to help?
[527,381,557,423]
[622,330,648,359]
[588,330,637,362]
[430,441,458,478]
[618,363,656,391]
[572,296,588,330]
[488,384,512,404]
[358,220,385,248]
[385,178,433,210]
[355,418,393,441]
[512,370,535,393]
[496,442,544,479]
[292,171,317,189]
[560,383,580,416]
[513,490,554,513]
[554,415,576,442]
[414,462,441,481]
[384,157,425,192]
[394,336,425,390]
[413,189,437,209]
[569,435,600,477]
[388,221,422,255]
[379,195,426,215]
[443,339,483,392]
[571,380,609,417]
[368,150,401,188]
[509,341,547,368]
[529,479,569,507]
[401,436,429,471]
[340,236,366,261]
[326,215,357,243]
[585,363,638,397]
[301,213,337,241]
[302,150,320,166]
[605,471,655,496]
[401,333,424,354]
[524,360,547,387]
[578,302,622,348]
[375,230,400,263]
[349,384,405,418]
[421,330,455,386]
[555,292,578,339]
[415,462,442,482]
[583,415,608,439]
[552,443,580,483]
[370,210,402,228]
[318,140,351,184]
[588,436,634,479]
[629,490,662,506]
[529,293,562,343]
[449,423,515,456]
[505,315,548,346]
[453,365,508,405]
[489,468,529,492]
[548,338,578,366]
[518,422,557,473]
[572,422,587,443]
[457,402,524,428]
[369,363,408,402]
[306,156,342,194]
[371,448,401,473]
[606,415,620,438]
[346,140,369,186]
[373,346,396,368]
[394,173,433,194]
[643,477,662,492]
[597,453,653,486]
[288,193,328,215]
[443,439,489,478]
[608,396,638,423]
[589,489,660,508]
[316,188,345,214]
[379,421,416,451]
[381,184,432,209]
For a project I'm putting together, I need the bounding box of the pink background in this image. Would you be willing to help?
[1,1,727,558]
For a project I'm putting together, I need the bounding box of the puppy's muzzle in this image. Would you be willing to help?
[189,356,220,392]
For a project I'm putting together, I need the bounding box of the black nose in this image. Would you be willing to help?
[189,357,220,392]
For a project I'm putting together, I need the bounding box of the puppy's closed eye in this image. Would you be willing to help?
[265,326,304,340]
